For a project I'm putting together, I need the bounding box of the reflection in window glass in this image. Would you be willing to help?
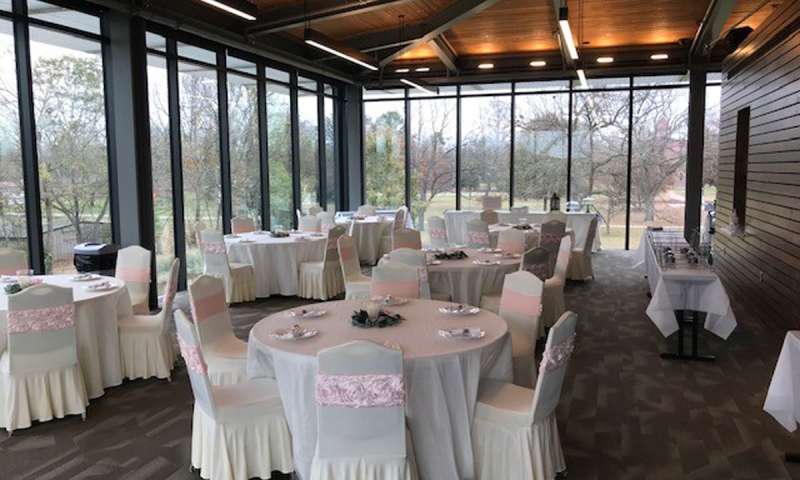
[146,32,166,52]
[177,43,216,64]
[571,90,629,249]
[147,54,173,294]
[514,93,569,209]
[298,90,319,211]
[267,82,293,228]
[30,27,110,273]
[460,95,510,210]
[629,87,689,249]
[409,98,456,244]
[324,96,336,212]
[28,1,100,34]
[228,72,261,227]
[266,67,289,83]
[0,20,27,257]
[178,59,221,280]
[363,101,405,209]
[703,84,721,220]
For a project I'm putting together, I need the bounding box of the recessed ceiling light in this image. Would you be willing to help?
[415,67,430,72]
[395,68,410,73]
[650,53,669,60]
[530,60,547,67]
[596,56,614,64]
[478,63,494,70]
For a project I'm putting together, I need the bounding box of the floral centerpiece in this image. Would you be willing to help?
[4,277,43,295]
[434,250,468,260]
[351,309,403,328]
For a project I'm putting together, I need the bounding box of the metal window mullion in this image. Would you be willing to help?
[166,38,187,289]
[317,84,326,208]
[217,50,232,234]
[257,65,270,230]
[509,83,515,208]
[566,79,573,203]
[455,85,461,211]
[625,77,634,250]
[99,13,120,246]
[289,72,301,226]
[404,89,411,209]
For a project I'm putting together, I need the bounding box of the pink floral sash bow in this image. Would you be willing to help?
[540,332,576,373]
[316,373,405,408]
[430,228,446,240]
[178,338,208,375]
[203,242,226,255]
[467,231,490,246]
[8,303,75,334]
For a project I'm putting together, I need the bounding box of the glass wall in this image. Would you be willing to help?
[227,60,260,227]
[267,81,293,228]
[324,95,336,212]
[704,76,722,208]
[298,87,320,211]
[460,95,511,210]
[363,100,405,209]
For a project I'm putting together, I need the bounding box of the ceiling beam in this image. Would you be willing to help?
[247,0,413,36]
[374,0,502,67]
[690,0,737,59]
[428,35,458,73]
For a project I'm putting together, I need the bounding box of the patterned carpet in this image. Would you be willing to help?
[2,250,799,480]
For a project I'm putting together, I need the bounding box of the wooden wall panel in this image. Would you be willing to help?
[715,0,800,330]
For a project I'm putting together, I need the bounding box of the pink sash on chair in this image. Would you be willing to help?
[178,338,208,374]
[316,374,405,408]
[116,266,150,283]
[499,289,542,318]
[7,304,75,334]
[190,290,227,322]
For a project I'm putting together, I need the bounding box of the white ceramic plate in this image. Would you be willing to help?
[371,295,408,306]
[494,253,521,259]
[438,305,480,316]
[270,327,319,340]
[225,234,240,239]
[289,309,327,319]
[428,260,442,266]
[438,328,485,339]
[473,259,500,266]
[85,282,115,292]
[0,276,17,283]
[71,273,99,282]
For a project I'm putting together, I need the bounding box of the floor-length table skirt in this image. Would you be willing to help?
[247,299,513,480]
[428,249,521,306]
[226,233,327,298]
[337,218,393,265]
[0,275,132,399]
[765,331,800,432]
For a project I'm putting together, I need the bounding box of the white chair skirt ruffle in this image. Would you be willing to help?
[191,406,293,480]
[228,264,256,303]
[310,456,415,480]
[567,248,593,281]
[299,262,345,300]
[0,362,88,431]
[472,413,565,480]
[119,330,175,381]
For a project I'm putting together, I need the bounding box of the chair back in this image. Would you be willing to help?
[193,221,207,248]
[156,258,181,335]
[392,207,406,231]
[323,225,346,270]
[356,205,376,217]
[497,228,525,254]
[0,248,27,275]
[540,220,566,275]
[392,228,422,251]
[481,196,502,210]
[115,245,152,309]
[6,284,77,375]
[480,209,499,225]
[308,204,323,216]
[188,275,234,346]
[317,211,335,232]
[200,231,231,279]
[231,216,256,234]
[371,263,420,299]
[521,247,551,281]
[316,341,406,459]
[583,216,598,252]
[531,311,577,422]
[337,235,362,282]
[543,210,568,224]
[552,236,572,283]
[299,215,321,233]
[427,215,448,248]
[174,309,217,419]
[383,248,430,299]
[465,219,491,248]
[499,271,543,364]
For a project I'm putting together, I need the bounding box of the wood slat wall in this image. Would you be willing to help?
[715,0,800,329]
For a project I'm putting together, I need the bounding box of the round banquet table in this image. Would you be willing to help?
[336,216,392,265]
[225,231,327,298]
[489,224,575,249]
[427,248,521,307]
[0,274,132,399]
[247,299,513,480]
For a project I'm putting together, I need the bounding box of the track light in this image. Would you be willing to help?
[415,67,430,72]
[558,7,579,60]
[576,69,588,89]
[478,63,494,70]
[596,56,614,64]
[395,68,410,73]
[650,53,669,60]
[304,29,378,71]
[400,78,439,95]
[199,0,257,21]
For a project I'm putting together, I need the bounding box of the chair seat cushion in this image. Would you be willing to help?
[205,335,247,360]
[118,313,162,332]
[213,378,284,422]
[476,379,534,428]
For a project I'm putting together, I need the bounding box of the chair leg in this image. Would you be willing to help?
[81,413,86,422]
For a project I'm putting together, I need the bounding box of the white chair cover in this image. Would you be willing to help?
[188,275,247,385]
[193,221,207,250]
[498,271,544,388]
[568,216,598,281]
[0,248,26,275]
[300,215,322,233]
[371,263,421,299]
[543,210,568,224]
[338,235,371,300]
[310,340,417,480]
[382,249,432,300]
[356,205,377,217]
[318,211,336,232]
[543,236,572,331]
[1,284,87,432]
[299,225,346,300]
[472,311,577,480]
[496,229,525,254]
[201,230,255,304]
[118,258,179,381]
[480,209,499,226]
[427,216,448,249]
[308,204,324,216]
[393,207,407,232]
[481,196,502,210]
[465,219,491,249]
[231,216,256,234]
[539,220,566,277]
[115,245,152,314]
[392,229,422,251]
[174,311,293,480]
[521,247,551,282]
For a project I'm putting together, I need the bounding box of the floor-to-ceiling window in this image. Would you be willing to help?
[227,55,260,227]
[704,73,722,215]
[363,89,405,209]
[266,80,293,228]
[298,76,320,211]
[324,91,336,212]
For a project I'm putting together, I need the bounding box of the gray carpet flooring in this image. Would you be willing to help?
[2,250,799,480]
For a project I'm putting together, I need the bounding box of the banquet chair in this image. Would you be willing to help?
[480,209,499,226]
[427,216,448,249]
[338,235,371,300]
[510,206,529,217]
[299,225,346,300]
[521,247,551,282]
[543,210,568,224]
[300,214,322,233]
[0,248,26,275]
[230,216,256,234]
[310,340,417,480]
[568,216,598,281]
[542,236,573,331]
[381,207,409,253]
[193,221,207,250]
[200,231,256,304]
[1,284,87,433]
[392,229,422,251]
[496,228,526,254]
[174,311,293,480]
[472,311,577,480]
[188,275,248,385]
[371,263,421,299]
[318,211,336,232]
[465,219,491,249]
[481,196,502,210]
[308,204,324,216]
[118,258,180,381]
[498,271,544,387]
[356,205,377,217]
[382,248,449,301]
[115,245,152,314]
[539,220,566,277]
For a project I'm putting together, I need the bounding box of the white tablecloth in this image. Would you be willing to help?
[637,230,736,339]
[335,216,392,265]
[427,249,521,307]
[0,274,132,399]
[247,299,513,480]
[765,331,800,432]
[226,232,327,298]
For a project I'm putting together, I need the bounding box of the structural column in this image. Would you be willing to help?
[684,67,707,245]
[342,84,363,210]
